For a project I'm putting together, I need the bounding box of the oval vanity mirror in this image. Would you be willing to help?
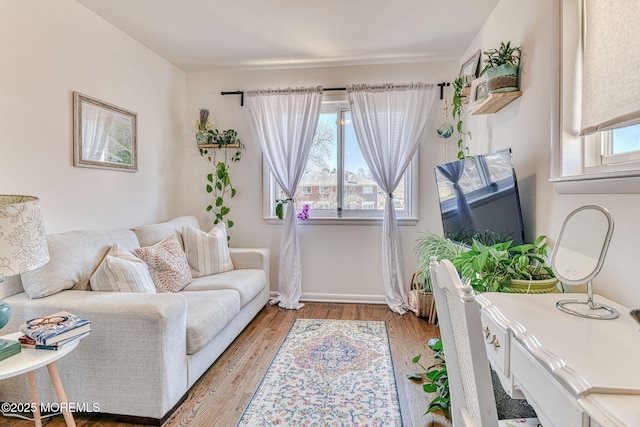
[551,205,618,319]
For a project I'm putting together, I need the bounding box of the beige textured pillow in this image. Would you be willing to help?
[182,224,234,277]
[134,234,192,293]
[90,243,156,293]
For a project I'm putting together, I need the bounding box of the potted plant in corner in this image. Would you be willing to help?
[411,232,466,318]
[480,41,522,93]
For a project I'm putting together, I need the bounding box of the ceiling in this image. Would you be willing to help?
[76,0,499,72]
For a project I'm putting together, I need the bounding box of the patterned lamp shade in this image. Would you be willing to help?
[0,195,50,279]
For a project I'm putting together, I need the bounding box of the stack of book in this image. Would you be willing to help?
[18,311,91,350]
[0,339,21,361]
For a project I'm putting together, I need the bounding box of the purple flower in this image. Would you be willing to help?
[297,204,310,220]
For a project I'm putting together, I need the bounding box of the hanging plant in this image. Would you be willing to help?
[196,109,245,240]
[452,77,472,159]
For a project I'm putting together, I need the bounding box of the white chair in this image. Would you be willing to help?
[429,256,540,427]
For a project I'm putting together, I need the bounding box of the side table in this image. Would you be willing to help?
[0,331,79,427]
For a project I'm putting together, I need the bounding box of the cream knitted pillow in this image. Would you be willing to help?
[182,224,234,277]
[90,243,156,293]
[134,234,192,293]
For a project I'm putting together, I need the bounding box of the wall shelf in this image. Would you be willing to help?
[197,144,242,148]
[470,91,522,115]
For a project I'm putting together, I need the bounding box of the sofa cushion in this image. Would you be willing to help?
[90,243,156,293]
[182,224,234,277]
[20,229,140,299]
[181,290,241,355]
[135,234,192,293]
[132,216,200,248]
[183,269,266,307]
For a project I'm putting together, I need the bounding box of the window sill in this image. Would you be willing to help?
[550,170,640,194]
[263,217,418,226]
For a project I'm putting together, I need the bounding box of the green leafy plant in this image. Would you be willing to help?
[480,41,522,75]
[452,235,555,293]
[275,198,292,220]
[407,338,450,418]
[506,235,555,281]
[196,109,245,240]
[414,232,466,292]
[452,77,471,159]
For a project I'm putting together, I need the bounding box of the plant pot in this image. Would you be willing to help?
[505,278,560,294]
[485,64,519,93]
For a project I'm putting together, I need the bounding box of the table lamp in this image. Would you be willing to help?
[0,195,50,348]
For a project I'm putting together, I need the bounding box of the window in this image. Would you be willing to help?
[554,0,640,192]
[264,101,416,220]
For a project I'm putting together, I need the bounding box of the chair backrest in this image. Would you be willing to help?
[429,257,499,427]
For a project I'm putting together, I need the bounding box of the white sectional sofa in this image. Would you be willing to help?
[0,216,269,424]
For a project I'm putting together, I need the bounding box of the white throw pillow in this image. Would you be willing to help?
[182,224,234,277]
[90,243,156,293]
[134,234,192,293]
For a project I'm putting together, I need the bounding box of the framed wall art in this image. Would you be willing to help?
[73,92,137,172]
[459,49,481,85]
[469,75,490,112]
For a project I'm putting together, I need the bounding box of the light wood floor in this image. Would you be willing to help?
[2,302,449,427]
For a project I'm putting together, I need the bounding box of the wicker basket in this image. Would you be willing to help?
[407,272,437,323]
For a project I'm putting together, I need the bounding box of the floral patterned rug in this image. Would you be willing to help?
[237,318,403,426]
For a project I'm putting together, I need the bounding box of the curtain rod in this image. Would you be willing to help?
[221,83,450,106]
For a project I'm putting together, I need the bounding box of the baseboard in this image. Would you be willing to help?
[270,291,386,305]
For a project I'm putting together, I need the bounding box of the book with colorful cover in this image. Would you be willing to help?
[18,331,90,350]
[19,311,91,346]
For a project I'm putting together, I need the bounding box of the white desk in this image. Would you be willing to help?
[477,293,640,427]
[0,332,79,427]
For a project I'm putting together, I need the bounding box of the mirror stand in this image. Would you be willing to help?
[556,281,619,320]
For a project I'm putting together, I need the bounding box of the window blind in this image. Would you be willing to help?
[581,0,640,135]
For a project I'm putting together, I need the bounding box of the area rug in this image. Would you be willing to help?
[237,318,403,426]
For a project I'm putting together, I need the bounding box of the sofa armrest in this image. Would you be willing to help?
[230,248,269,272]
[1,290,188,418]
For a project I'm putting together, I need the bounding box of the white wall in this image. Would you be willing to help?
[463,0,640,307]
[185,63,459,302]
[0,1,186,233]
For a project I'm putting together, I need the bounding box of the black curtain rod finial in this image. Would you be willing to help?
[221,90,244,106]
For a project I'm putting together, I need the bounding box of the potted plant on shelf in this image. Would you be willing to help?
[480,41,522,93]
[452,235,558,294]
[196,109,245,241]
[452,76,472,159]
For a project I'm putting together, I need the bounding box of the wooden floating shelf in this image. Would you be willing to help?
[197,144,242,148]
[460,86,471,105]
[470,91,522,115]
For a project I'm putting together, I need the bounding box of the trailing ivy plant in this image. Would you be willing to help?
[407,338,450,418]
[197,109,244,240]
[452,77,472,159]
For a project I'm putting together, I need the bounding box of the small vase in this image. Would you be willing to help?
[196,130,210,145]
[0,301,10,330]
[486,64,519,93]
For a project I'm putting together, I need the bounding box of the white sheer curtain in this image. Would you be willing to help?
[347,83,436,314]
[246,86,323,310]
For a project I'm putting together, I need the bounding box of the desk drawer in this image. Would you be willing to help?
[511,340,587,427]
[480,310,509,375]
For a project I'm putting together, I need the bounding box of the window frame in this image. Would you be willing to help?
[262,100,418,224]
[552,0,640,193]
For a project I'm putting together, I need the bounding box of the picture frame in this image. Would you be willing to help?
[469,75,490,112]
[73,92,137,172]
[459,49,482,85]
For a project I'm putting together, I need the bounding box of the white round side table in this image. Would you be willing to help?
[0,331,80,427]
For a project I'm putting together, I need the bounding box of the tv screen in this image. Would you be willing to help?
[434,148,525,246]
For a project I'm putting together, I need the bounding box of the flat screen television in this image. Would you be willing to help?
[434,148,525,246]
